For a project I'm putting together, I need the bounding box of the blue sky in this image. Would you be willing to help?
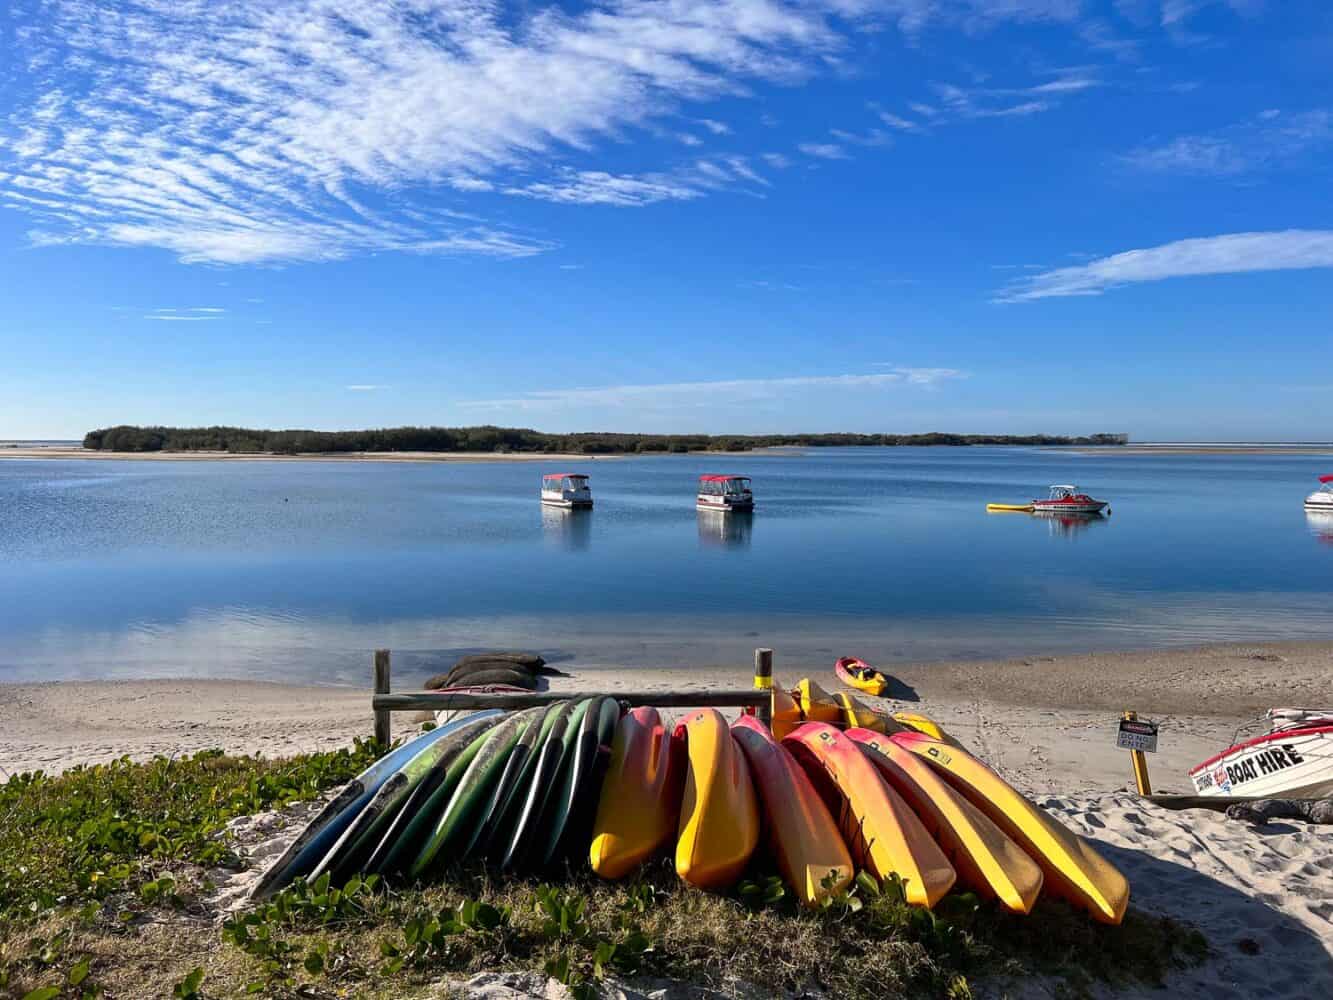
[1,0,1330,441]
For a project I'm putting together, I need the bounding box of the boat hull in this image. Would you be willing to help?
[1188,726,1333,798]
[696,497,753,512]
[1030,500,1107,514]
[541,496,593,508]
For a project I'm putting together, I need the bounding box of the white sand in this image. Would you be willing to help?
[3,644,1331,996]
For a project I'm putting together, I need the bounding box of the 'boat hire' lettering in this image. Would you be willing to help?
[1225,744,1304,785]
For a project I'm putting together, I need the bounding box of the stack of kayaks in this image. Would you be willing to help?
[253,695,1129,926]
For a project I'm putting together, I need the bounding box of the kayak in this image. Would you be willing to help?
[771,687,802,739]
[986,503,1034,512]
[892,711,962,748]
[675,708,760,891]
[731,715,852,907]
[251,719,482,899]
[834,657,889,697]
[893,731,1129,924]
[835,691,902,734]
[590,706,685,879]
[795,678,843,724]
[783,722,955,908]
[847,729,1043,914]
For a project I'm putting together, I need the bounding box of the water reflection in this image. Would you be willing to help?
[1030,510,1108,539]
[541,505,592,550]
[697,509,753,549]
[1307,510,1333,545]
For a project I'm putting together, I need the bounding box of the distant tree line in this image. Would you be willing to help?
[82,425,1129,455]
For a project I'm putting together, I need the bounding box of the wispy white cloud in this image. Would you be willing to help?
[698,119,732,135]
[346,384,389,391]
[2,0,865,264]
[459,368,967,411]
[997,230,1333,302]
[798,142,849,159]
[507,170,704,207]
[1122,110,1332,176]
[760,152,791,168]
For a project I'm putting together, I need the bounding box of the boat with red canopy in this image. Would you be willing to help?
[1304,474,1333,510]
[1189,709,1333,799]
[696,475,753,512]
[541,472,593,509]
[1030,485,1108,515]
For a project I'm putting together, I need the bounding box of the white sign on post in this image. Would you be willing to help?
[1116,718,1158,753]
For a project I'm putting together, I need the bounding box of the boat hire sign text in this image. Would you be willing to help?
[1115,719,1158,753]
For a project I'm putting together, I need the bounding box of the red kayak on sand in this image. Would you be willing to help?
[834,657,889,697]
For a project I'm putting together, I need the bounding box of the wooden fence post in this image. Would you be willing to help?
[754,648,773,727]
[374,649,392,747]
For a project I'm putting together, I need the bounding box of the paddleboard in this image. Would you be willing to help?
[590,706,686,879]
[552,696,623,867]
[312,711,503,883]
[499,699,583,871]
[731,715,852,907]
[251,723,464,899]
[411,710,533,876]
[468,702,567,857]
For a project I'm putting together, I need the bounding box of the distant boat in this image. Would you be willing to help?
[540,472,593,509]
[696,475,754,512]
[1030,484,1108,515]
[1304,474,1333,510]
[1189,709,1333,799]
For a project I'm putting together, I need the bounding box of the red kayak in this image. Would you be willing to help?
[834,657,889,697]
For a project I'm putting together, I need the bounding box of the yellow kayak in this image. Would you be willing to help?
[893,731,1129,924]
[834,657,890,697]
[986,503,1034,512]
[892,711,964,749]
[835,691,903,734]
[732,715,853,907]
[795,678,843,724]
[590,707,686,880]
[783,723,955,908]
[849,729,1043,914]
[771,686,802,739]
[674,708,760,891]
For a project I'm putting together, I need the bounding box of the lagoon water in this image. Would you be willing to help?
[3,448,1332,685]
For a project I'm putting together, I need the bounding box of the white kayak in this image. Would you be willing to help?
[1189,709,1333,799]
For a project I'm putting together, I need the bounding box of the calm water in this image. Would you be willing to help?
[3,448,1332,684]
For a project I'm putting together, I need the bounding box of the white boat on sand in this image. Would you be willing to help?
[1189,709,1333,799]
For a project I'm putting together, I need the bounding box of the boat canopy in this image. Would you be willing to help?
[1049,484,1079,491]
[699,475,749,483]
[1320,474,1333,483]
[543,472,588,480]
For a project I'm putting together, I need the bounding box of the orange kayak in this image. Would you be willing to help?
[731,716,852,907]
[893,731,1129,924]
[834,657,889,697]
[782,722,955,907]
[771,687,802,739]
[674,708,760,891]
[590,707,685,880]
[847,728,1043,914]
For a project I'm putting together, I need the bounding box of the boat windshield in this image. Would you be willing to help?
[1048,485,1078,499]
[725,478,751,495]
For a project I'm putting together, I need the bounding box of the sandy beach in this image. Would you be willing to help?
[2,641,1330,996]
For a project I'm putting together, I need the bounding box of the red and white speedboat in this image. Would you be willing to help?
[1030,484,1108,515]
[1189,709,1333,799]
[696,475,754,512]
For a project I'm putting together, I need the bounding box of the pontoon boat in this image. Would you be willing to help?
[1305,474,1333,510]
[1030,484,1108,515]
[540,473,593,509]
[696,475,754,512]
